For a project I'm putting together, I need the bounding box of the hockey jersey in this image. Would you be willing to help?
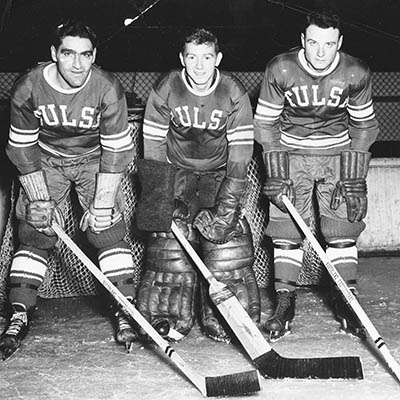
[7,62,133,175]
[254,48,379,155]
[142,69,254,179]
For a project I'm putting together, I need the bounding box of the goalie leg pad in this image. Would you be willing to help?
[136,230,198,338]
[200,218,261,331]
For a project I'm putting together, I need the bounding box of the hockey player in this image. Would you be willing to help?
[0,19,137,360]
[136,28,260,342]
[254,8,379,340]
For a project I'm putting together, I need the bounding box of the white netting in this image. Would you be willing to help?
[0,121,325,314]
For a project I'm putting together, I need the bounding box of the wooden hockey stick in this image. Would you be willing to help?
[281,194,400,382]
[171,221,363,379]
[51,222,261,397]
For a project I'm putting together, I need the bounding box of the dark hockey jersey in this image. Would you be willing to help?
[254,48,379,155]
[142,69,254,179]
[7,62,133,174]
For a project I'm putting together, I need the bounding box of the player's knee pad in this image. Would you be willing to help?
[266,220,303,243]
[200,219,260,322]
[18,220,57,250]
[321,216,365,242]
[136,228,199,338]
[85,219,126,249]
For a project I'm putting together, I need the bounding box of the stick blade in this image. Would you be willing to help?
[205,370,261,397]
[253,349,364,379]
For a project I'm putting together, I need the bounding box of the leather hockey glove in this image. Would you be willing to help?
[80,172,123,233]
[19,170,63,236]
[172,198,190,237]
[263,150,295,213]
[331,151,371,222]
[194,177,246,244]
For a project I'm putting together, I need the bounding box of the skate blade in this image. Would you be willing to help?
[339,319,367,340]
[1,346,20,361]
[268,321,291,342]
[166,328,184,342]
[125,342,135,353]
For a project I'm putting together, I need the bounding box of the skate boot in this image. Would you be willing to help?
[264,289,296,341]
[332,288,367,340]
[115,298,138,352]
[0,304,29,361]
[200,284,231,343]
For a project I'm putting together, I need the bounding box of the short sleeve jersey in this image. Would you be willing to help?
[7,62,133,174]
[142,69,254,179]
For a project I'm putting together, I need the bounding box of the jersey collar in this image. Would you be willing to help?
[298,48,340,77]
[181,68,220,96]
[43,63,92,94]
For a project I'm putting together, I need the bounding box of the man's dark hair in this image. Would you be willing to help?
[181,28,219,54]
[52,19,97,49]
[305,8,341,33]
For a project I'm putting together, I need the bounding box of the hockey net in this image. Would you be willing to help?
[0,113,325,313]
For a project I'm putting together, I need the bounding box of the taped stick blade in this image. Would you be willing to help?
[253,349,364,379]
[205,370,261,397]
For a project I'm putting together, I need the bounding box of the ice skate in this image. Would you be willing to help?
[332,288,367,340]
[264,290,296,341]
[0,304,29,361]
[115,298,138,352]
[200,285,231,343]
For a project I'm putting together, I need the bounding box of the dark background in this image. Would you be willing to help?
[1,0,400,72]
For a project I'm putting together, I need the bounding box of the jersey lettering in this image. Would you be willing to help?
[209,110,224,129]
[79,107,99,128]
[327,87,344,107]
[59,105,77,127]
[35,104,98,129]
[174,105,223,129]
[193,107,206,129]
[284,85,346,108]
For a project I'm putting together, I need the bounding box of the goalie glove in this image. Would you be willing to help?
[19,171,63,236]
[194,177,245,244]
[80,172,123,234]
[331,151,371,222]
[262,150,295,213]
[172,199,191,238]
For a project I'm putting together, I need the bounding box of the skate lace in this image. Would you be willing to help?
[274,292,292,318]
[6,312,27,336]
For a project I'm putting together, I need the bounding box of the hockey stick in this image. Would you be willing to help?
[51,222,261,397]
[171,220,363,379]
[281,194,400,382]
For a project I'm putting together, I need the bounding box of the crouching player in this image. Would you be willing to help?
[0,19,137,360]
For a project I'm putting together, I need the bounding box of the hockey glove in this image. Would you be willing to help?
[331,151,371,222]
[19,170,63,236]
[172,199,190,238]
[194,177,245,244]
[26,200,64,236]
[263,151,295,213]
[80,172,123,234]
